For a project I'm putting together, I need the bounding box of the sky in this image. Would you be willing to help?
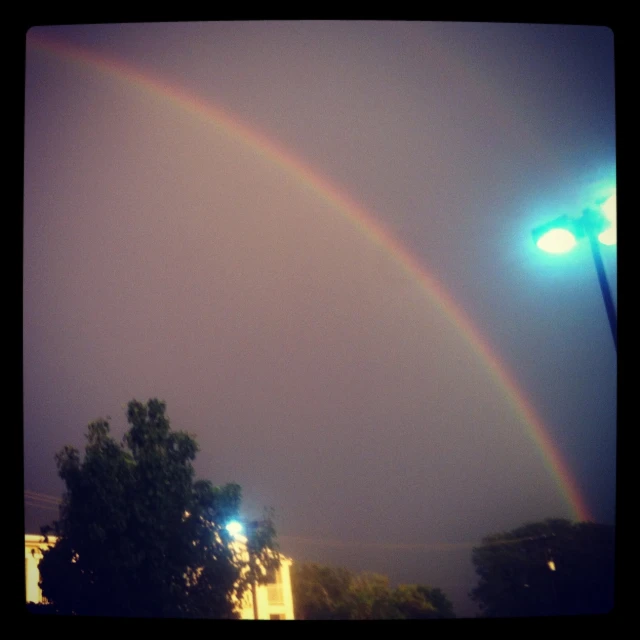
[23,21,616,617]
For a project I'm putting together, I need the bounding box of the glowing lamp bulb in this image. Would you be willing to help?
[536,228,577,254]
[596,192,617,246]
[226,521,243,536]
[601,193,616,223]
[598,226,616,246]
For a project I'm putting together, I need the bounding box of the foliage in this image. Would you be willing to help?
[290,563,354,620]
[291,562,455,619]
[470,518,615,617]
[348,572,402,620]
[37,399,279,618]
[393,584,456,619]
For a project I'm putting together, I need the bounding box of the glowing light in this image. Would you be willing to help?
[226,521,243,537]
[598,226,616,246]
[600,192,616,224]
[536,229,578,254]
[597,192,616,246]
[547,560,556,571]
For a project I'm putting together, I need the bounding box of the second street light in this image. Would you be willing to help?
[532,190,617,351]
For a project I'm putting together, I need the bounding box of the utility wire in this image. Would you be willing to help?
[24,490,557,551]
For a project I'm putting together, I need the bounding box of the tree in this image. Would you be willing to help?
[37,398,280,618]
[470,518,615,617]
[290,563,355,620]
[393,585,456,619]
[291,562,455,619]
[348,572,402,620]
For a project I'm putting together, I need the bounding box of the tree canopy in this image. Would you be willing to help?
[37,398,280,618]
[291,562,455,620]
[469,518,615,617]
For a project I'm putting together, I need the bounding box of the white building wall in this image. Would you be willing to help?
[238,560,295,619]
[25,534,295,618]
[25,534,56,604]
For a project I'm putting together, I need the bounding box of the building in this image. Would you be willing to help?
[25,534,53,605]
[237,558,294,620]
[25,534,294,619]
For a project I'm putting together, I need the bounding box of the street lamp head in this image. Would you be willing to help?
[226,521,244,537]
[600,192,616,223]
[597,192,616,246]
[530,187,617,351]
[532,215,580,254]
[532,196,616,254]
[598,226,616,246]
[535,228,578,254]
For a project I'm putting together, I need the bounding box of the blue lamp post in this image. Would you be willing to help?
[532,192,617,351]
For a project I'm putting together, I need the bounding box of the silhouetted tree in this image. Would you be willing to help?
[470,518,614,617]
[291,563,354,619]
[291,562,455,619]
[37,399,280,618]
[393,584,456,619]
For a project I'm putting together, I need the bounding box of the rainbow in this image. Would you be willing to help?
[26,29,593,523]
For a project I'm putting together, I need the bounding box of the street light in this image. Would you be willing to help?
[226,519,261,620]
[532,191,617,351]
[226,520,244,537]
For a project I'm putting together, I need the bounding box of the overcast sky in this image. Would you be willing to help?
[23,21,616,616]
